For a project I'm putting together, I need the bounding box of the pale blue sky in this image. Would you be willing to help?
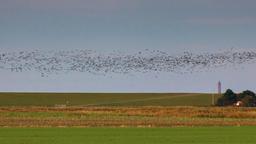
[0,0,256,92]
[1,0,256,51]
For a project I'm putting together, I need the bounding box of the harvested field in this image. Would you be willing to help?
[1,106,256,127]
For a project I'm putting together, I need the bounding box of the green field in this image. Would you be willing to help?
[0,127,255,144]
[0,93,217,106]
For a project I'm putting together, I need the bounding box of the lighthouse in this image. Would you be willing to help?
[218,81,221,94]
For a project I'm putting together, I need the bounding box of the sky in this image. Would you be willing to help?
[1,0,256,51]
[0,0,256,92]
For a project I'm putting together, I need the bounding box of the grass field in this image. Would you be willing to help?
[0,93,216,106]
[0,127,255,144]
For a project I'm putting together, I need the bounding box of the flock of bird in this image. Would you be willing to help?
[0,49,255,77]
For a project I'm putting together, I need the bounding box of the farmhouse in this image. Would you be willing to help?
[234,101,243,107]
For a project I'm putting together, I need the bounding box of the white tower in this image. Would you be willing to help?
[218,81,221,94]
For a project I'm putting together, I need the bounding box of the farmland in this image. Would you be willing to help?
[1,93,255,144]
[0,93,215,106]
[0,93,254,127]
[1,106,256,127]
[1,127,256,144]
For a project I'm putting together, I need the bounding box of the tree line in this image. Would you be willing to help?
[216,89,256,107]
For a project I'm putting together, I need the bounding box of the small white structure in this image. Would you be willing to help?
[235,101,243,107]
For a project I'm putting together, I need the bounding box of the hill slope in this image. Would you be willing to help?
[0,93,219,106]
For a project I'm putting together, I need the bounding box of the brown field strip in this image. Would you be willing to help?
[1,106,256,127]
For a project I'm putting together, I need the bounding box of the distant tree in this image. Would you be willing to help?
[216,97,225,106]
[241,95,255,107]
[216,89,237,106]
[224,89,237,103]
[237,90,256,107]
[242,90,255,97]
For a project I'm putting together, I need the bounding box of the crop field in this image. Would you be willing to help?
[1,106,256,127]
[0,93,216,106]
[0,127,256,144]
